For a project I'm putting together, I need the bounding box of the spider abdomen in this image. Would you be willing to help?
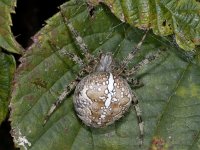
[73,72,133,128]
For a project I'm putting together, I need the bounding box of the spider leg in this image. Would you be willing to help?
[132,92,144,146]
[48,40,84,67]
[118,30,148,75]
[127,78,144,89]
[43,66,89,125]
[59,47,84,66]
[59,7,95,63]
[124,50,163,76]
[43,80,78,125]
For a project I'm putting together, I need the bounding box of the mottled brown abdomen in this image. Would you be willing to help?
[73,72,133,128]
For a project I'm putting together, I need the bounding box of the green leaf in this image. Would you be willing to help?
[0,0,23,54]
[0,50,16,124]
[10,1,200,150]
[88,0,200,51]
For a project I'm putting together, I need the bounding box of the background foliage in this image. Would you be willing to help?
[0,0,22,53]
[89,0,200,51]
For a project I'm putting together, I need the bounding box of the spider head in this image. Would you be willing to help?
[96,53,114,72]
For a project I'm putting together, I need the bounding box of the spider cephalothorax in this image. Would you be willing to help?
[74,54,133,128]
[44,7,162,146]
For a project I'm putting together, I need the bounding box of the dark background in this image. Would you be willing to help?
[0,0,67,149]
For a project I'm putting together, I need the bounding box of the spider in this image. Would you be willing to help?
[44,7,162,146]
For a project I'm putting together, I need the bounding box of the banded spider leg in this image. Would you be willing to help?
[43,64,89,125]
[118,31,164,146]
[43,7,98,125]
[111,30,149,146]
[128,50,164,145]
[59,6,94,63]
[43,42,89,125]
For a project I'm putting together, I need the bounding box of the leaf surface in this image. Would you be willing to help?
[0,0,23,53]
[10,1,200,150]
[88,0,200,51]
[0,50,15,124]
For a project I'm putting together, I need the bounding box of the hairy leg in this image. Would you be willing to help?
[59,7,95,63]
[132,92,144,146]
[124,50,163,76]
[48,40,84,67]
[43,66,90,125]
[117,30,148,75]
[43,80,78,125]
[127,78,144,89]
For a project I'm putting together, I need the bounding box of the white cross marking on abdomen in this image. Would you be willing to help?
[105,73,114,108]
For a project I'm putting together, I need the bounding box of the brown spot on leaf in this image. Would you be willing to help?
[150,137,168,150]
[192,37,200,43]
[31,78,47,89]
[24,95,35,102]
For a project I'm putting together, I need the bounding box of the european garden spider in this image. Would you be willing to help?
[44,7,162,146]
